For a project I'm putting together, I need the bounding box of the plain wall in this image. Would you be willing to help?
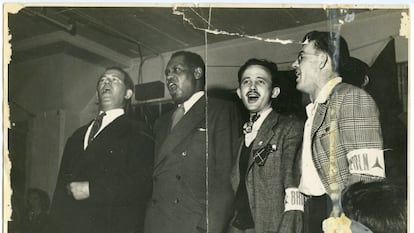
[8,53,106,199]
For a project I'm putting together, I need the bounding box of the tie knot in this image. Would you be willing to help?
[250,113,260,123]
[243,113,260,134]
[96,112,106,120]
[88,112,106,145]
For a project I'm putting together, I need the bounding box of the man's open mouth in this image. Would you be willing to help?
[167,82,177,91]
[101,86,112,95]
[247,91,260,103]
[295,70,301,82]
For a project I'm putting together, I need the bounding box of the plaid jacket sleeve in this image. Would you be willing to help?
[313,83,385,192]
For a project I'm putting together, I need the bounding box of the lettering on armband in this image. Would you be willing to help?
[347,149,385,178]
[284,188,304,212]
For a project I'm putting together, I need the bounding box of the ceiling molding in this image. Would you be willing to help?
[12,31,132,67]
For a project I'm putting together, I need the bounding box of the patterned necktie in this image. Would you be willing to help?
[171,104,185,129]
[88,112,106,144]
[243,113,260,134]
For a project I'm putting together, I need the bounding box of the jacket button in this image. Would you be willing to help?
[152,199,157,204]
[173,198,180,204]
[181,151,187,157]
[176,175,181,180]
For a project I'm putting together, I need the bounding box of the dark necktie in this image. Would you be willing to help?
[243,113,260,134]
[88,112,106,144]
[171,104,185,129]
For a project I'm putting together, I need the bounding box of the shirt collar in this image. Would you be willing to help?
[182,91,204,113]
[252,107,273,131]
[314,77,342,104]
[99,108,124,119]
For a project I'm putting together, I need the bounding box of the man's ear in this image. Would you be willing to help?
[319,53,329,70]
[271,87,280,99]
[236,88,242,99]
[124,89,133,100]
[362,75,370,88]
[194,67,202,80]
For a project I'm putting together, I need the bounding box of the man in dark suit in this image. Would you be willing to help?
[144,51,240,233]
[50,67,154,233]
[228,58,303,233]
[291,31,385,233]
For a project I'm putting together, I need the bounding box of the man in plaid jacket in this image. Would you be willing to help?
[291,31,385,233]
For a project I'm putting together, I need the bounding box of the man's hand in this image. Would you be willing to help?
[67,181,90,200]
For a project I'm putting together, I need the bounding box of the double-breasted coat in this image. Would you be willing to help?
[144,96,240,233]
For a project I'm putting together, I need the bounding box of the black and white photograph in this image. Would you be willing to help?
[5,4,409,233]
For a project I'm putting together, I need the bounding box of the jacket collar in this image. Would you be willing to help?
[247,110,280,167]
[154,97,206,171]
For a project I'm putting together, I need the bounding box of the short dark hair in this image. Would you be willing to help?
[102,66,134,92]
[27,188,50,212]
[170,51,206,84]
[237,58,280,88]
[342,181,407,233]
[302,30,350,74]
[341,57,369,87]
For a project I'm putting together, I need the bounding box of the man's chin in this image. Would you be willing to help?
[246,105,260,113]
[171,95,183,104]
[295,83,304,92]
[170,92,187,103]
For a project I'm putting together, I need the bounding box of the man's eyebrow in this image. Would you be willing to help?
[99,74,122,79]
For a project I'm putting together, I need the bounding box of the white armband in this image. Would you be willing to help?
[284,188,304,212]
[346,149,385,178]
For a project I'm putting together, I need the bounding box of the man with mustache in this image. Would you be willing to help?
[144,51,240,233]
[50,67,154,233]
[291,31,385,233]
[228,58,304,233]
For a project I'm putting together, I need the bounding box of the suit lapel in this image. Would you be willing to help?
[86,115,128,151]
[70,115,129,176]
[154,97,206,169]
[311,82,343,141]
[311,102,328,141]
[66,125,89,175]
[247,111,279,170]
[157,112,173,148]
[311,84,342,142]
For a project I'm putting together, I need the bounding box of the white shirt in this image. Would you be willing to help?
[182,91,204,114]
[245,107,273,147]
[84,108,125,149]
[299,77,342,196]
